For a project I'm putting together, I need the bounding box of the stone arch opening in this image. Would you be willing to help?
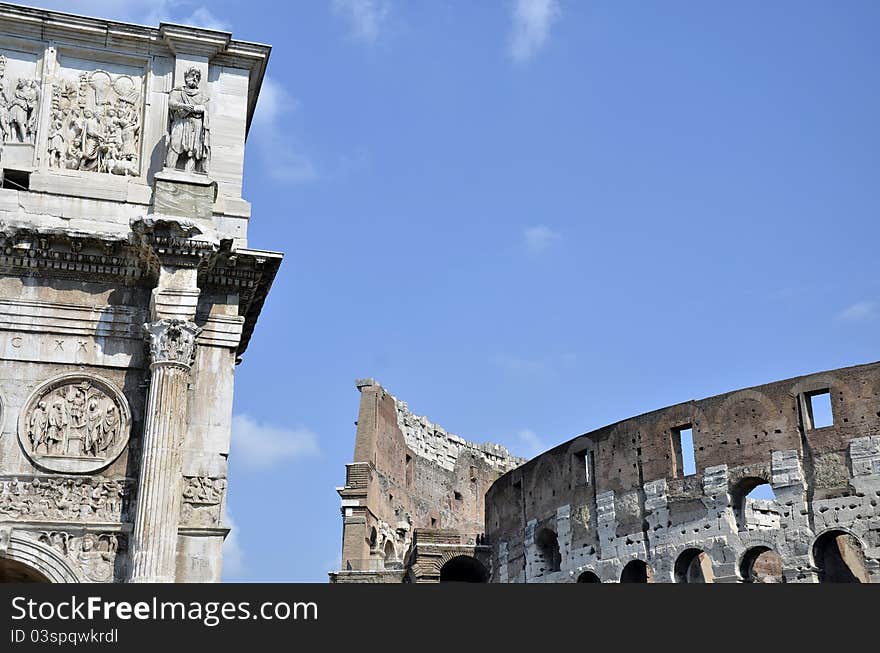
[535,528,561,574]
[368,527,377,550]
[813,530,871,583]
[439,556,487,583]
[576,570,601,583]
[674,548,714,583]
[620,559,654,583]
[730,477,777,532]
[740,546,785,583]
[383,539,396,562]
[0,557,51,583]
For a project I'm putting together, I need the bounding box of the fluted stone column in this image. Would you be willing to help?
[129,319,200,583]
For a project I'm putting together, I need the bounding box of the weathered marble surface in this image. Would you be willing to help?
[0,5,281,584]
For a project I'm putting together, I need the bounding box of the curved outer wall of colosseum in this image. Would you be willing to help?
[485,362,880,583]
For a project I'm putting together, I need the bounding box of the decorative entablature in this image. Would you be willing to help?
[0,221,280,356]
[203,247,281,356]
[0,225,141,283]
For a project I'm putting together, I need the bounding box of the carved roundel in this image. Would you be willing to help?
[18,373,131,474]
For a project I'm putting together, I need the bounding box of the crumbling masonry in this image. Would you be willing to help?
[333,362,880,582]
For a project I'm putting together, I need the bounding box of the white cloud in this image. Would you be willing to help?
[333,0,391,44]
[836,300,877,323]
[523,224,561,253]
[179,6,230,31]
[221,511,246,580]
[509,0,561,62]
[230,414,320,469]
[251,77,319,184]
[515,429,545,458]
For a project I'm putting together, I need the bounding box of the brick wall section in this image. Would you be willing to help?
[334,379,523,581]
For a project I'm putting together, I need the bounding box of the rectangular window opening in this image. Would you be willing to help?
[582,451,592,485]
[2,169,30,191]
[806,390,833,429]
[672,426,696,477]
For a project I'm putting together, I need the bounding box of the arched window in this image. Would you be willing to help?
[576,570,601,583]
[674,548,714,583]
[730,477,778,532]
[740,546,785,583]
[439,556,488,583]
[0,558,50,583]
[368,527,377,550]
[535,528,561,574]
[620,559,653,583]
[813,531,870,583]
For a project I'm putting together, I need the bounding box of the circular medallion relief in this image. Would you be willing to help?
[18,373,131,474]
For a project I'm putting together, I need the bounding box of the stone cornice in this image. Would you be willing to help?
[0,223,281,356]
[213,247,282,357]
[158,23,230,59]
[0,226,142,284]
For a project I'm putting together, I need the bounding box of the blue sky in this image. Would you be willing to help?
[25,1,880,580]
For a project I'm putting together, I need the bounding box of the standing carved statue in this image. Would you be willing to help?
[46,398,67,455]
[8,78,39,144]
[165,66,210,173]
[28,401,49,454]
[47,116,65,168]
[79,109,103,171]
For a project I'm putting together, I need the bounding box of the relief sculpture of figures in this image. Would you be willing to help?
[0,54,41,147]
[49,69,141,175]
[37,532,121,582]
[0,477,127,522]
[165,66,210,174]
[19,374,131,474]
[26,382,120,459]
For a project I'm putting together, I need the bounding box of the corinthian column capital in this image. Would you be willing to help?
[144,319,201,369]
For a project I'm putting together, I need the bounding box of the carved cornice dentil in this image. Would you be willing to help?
[144,319,201,369]
[0,226,141,284]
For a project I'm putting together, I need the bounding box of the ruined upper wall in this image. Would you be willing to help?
[391,387,523,475]
[486,361,880,583]
[0,3,271,245]
[335,379,523,578]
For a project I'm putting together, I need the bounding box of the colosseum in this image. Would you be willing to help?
[332,362,880,583]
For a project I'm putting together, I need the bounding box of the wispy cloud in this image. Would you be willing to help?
[836,300,877,323]
[177,6,229,31]
[515,429,546,458]
[222,511,246,580]
[509,0,561,62]
[523,224,561,254]
[333,0,391,44]
[251,77,319,184]
[231,414,320,469]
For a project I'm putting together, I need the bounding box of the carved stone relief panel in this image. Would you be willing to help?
[0,48,41,166]
[179,475,226,527]
[0,476,129,522]
[36,531,125,582]
[18,373,131,473]
[50,54,144,176]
